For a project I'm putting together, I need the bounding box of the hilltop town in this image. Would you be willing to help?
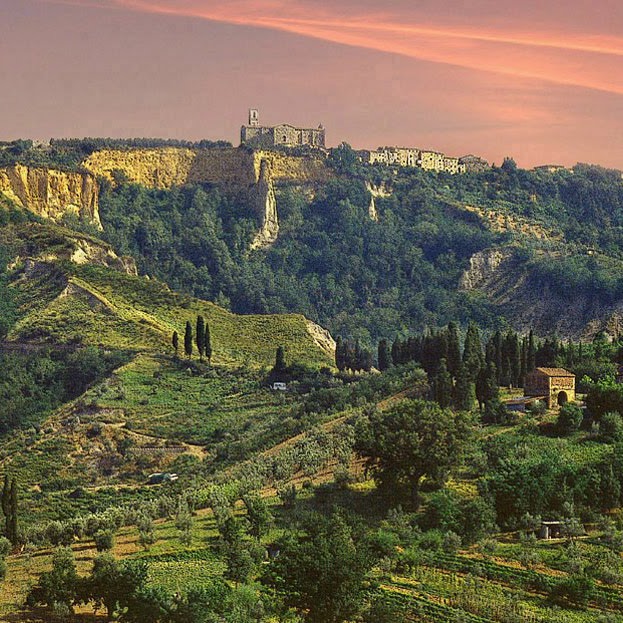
[240,109,490,174]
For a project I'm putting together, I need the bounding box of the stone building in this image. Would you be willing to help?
[458,154,490,173]
[240,109,325,149]
[365,146,469,174]
[524,367,576,408]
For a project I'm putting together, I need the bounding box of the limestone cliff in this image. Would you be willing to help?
[82,146,331,248]
[0,165,101,227]
[250,159,279,250]
[82,147,330,189]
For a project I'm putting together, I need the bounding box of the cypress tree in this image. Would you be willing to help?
[433,359,453,408]
[391,338,403,367]
[520,337,528,386]
[204,323,212,364]
[377,339,391,372]
[453,363,474,411]
[196,315,205,362]
[184,321,193,359]
[172,331,179,357]
[527,329,536,371]
[462,322,484,381]
[274,346,287,374]
[335,337,345,371]
[447,322,461,378]
[476,362,498,411]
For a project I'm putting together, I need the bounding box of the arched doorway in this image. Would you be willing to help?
[557,391,568,406]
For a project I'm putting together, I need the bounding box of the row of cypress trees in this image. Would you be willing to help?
[171,316,212,362]
[1,475,18,544]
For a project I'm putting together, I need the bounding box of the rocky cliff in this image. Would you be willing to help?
[82,146,331,250]
[460,247,623,339]
[0,165,101,227]
[82,147,331,189]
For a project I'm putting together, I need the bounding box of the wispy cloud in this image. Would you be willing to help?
[42,0,623,96]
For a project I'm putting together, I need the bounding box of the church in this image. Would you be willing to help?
[240,109,325,149]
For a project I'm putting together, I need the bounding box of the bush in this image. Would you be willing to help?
[93,530,115,552]
[600,412,623,442]
[557,403,584,435]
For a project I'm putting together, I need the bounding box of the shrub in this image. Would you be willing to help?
[557,403,584,435]
[600,412,623,442]
[94,530,115,552]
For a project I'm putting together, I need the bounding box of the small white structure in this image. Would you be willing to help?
[271,382,287,391]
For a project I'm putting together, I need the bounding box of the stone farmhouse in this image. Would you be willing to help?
[240,109,325,149]
[524,367,576,409]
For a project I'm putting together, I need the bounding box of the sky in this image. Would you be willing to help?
[1,0,623,168]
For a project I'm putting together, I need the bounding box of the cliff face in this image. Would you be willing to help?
[460,247,623,339]
[82,147,331,249]
[82,147,330,189]
[0,165,101,227]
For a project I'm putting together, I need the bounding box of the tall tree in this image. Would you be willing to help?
[446,322,462,378]
[171,330,179,357]
[432,359,453,408]
[527,330,537,372]
[462,322,484,380]
[196,315,205,362]
[453,363,474,411]
[184,321,193,359]
[476,362,499,411]
[273,346,287,375]
[376,339,390,372]
[335,336,346,371]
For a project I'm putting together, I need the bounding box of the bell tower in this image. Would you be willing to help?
[249,109,259,127]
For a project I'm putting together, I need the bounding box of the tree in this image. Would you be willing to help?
[432,359,453,408]
[27,547,79,614]
[265,511,374,623]
[462,322,484,380]
[184,321,193,359]
[335,336,345,371]
[446,322,461,377]
[171,330,179,357]
[476,362,499,411]
[273,345,287,375]
[196,315,205,362]
[242,494,272,541]
[355,400,470,507]
[93,529,115,552]
[204,322,212,364]
[453,363,474,411]
[377,339,391,372]
[1,475,9,541]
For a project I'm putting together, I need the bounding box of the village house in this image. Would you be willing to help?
[524,367,576,409]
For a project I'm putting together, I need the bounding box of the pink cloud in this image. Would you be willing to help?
[45,0,623,95]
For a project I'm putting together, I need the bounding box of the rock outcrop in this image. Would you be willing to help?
[365,181,391,222]
[0,165,101,227]
[250,159,279,250]
[460,246,623,340]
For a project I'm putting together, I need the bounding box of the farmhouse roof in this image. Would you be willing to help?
[534,367,575,377]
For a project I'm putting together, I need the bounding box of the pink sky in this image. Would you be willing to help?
[1,0,623,168]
